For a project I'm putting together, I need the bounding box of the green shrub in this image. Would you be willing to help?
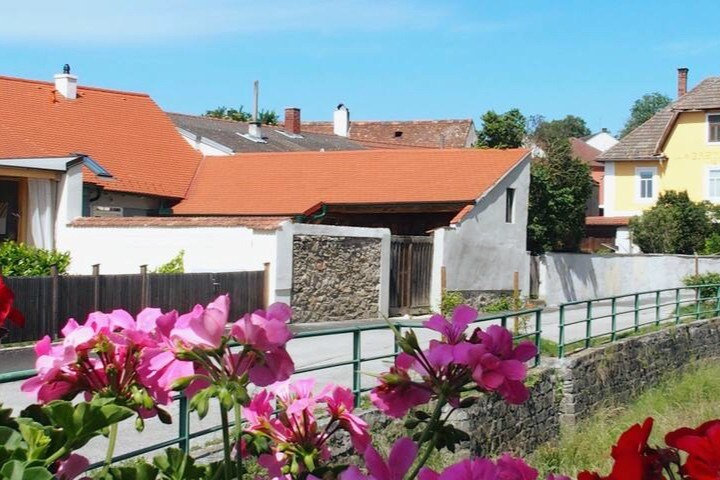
[440,290,465,316]
[0,241,70,276]
[153,250,185,274]
[702,232,720,255]
[484,295,523,313]
[683,272,720,300]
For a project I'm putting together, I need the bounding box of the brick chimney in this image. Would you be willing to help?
[54,63,77,100]
[285,107,301,134]
[677,67,689,98]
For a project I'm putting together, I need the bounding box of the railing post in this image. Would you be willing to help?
[715,285,720,318]
[634,294,640,333]
[585,301,592,349]
[695,286,701,321]
[558,305,565,358]
[534,309,542,367]
[655,290,661,326]
[92,264,100,311]
[178,393,190,453]
[675,288,681,324]
[611,297,617,341]
[352,330,362,408]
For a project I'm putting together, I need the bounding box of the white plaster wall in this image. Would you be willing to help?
[539,252,720,305]
[56,225,278,299]
[441,157,532,295]
[274,223,391,318]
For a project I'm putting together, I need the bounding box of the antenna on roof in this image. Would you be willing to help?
[63,64,71,74]
[252,80,259,123]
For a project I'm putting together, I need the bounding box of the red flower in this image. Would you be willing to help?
[0,277,24,328]
[666,419,720,479]
[578,418,671,480]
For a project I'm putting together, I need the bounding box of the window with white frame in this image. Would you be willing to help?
[709,168,720,199]
[709,114,720,143]
[636,167,656,201]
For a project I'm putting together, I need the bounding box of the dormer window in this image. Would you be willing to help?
[708,114,720,143]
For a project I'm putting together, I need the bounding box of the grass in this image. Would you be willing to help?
[529,359,720,478]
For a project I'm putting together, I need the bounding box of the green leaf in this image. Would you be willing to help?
[0,427,23,452]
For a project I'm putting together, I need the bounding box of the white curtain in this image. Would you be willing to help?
[26,179,56,250]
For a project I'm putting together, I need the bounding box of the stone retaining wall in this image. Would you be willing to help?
[345,318,720,458]
[291,235,382,323]
[559,318,720,426]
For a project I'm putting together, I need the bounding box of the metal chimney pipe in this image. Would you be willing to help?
[252,80,259,122]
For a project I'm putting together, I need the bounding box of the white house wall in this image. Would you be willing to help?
[440,158,531,297]
[56,225,278,299]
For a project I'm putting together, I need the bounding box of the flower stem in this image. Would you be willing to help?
[234,402,243,480]
[101,422,119,474]
[219,403,233,480]
[406,395,446,480]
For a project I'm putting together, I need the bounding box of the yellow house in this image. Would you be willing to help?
[601,69,720,217]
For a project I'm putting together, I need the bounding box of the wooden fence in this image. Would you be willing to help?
[1,268,267,344]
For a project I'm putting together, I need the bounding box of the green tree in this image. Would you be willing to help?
[527,138,594,254]
[258,109,279,126]
[532,115,591,149]
[475,109,527,148]
[619,92,672,138]
[629,191,711,254]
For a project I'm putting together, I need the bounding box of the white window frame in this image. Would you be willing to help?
[635,166,657,203]
[706,166,720,201]
[707,112,720,145]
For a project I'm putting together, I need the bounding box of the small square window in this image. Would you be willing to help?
[709,115,720,143]
[505,188,515,223]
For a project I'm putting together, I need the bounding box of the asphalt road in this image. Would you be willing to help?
[0,291,702,465]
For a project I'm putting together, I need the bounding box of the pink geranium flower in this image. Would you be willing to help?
[341,437,418,480]
[56,453,90,480]
[419,454,549,480]
[171,295,229,350]
[322,385,371,452]
[422,305,477,344]
[370,353,432,418]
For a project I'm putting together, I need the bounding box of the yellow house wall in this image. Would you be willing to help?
[611,112,720,213]
[614,161,663,213]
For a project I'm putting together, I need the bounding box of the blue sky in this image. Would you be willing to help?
[1,1,718,135]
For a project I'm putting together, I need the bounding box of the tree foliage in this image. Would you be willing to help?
[629,191,712,254]
[204,106,279,125]
[527,139,594,254]
[475,109,527,148]
[619,92,671,138]
[531,115,591,150]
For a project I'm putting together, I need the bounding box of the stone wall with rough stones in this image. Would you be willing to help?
[291,235,382,323]
[559,317,720,426]
[455,290,515,311]
[448,367,560,456]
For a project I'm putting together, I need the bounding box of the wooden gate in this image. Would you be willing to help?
[390,236,433,315]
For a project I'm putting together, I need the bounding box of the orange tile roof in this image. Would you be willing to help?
[0,75,201,198]
[174,148,530,215]
[70,216,287,230]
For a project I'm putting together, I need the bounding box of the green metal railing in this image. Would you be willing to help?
[557,284,720,358]
[0,307,542,468]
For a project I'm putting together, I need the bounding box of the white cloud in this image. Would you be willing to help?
[0,0,458,43]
